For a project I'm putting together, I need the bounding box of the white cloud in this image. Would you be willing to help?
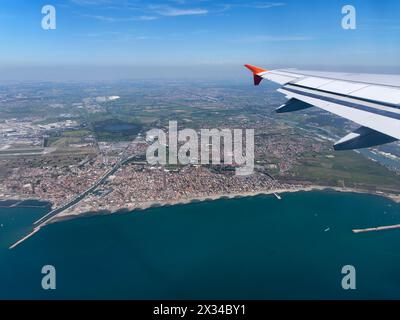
[246,2,285,9]
[220,2,285,11]
[135,15,158,21]
[71,1,281,20]
[150,5,208,17]
[83,14,117,22]
[82,14,158,22]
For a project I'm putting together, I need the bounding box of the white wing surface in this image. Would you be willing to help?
[245,64,400,150]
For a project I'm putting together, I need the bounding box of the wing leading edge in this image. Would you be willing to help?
[245,64,400,150]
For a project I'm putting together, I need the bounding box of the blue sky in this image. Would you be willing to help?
[1,0,400,80]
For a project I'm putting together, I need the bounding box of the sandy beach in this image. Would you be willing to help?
[49,185,400,222]
[2,184,400,225]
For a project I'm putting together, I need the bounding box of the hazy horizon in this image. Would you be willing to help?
[1,0,400,81]
[2,64,400,82]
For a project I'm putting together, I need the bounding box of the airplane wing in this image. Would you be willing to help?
[245,64,400,150]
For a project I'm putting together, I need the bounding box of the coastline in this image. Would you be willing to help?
[1,185,400,224]
[48,185,400,223]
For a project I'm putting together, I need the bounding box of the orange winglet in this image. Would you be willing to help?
[244,64,267,75]
[244,64,267,86]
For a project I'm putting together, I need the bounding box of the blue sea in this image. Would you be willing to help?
[1,191,400,300]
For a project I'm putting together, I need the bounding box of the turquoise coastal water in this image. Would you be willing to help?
[1,191,400,299]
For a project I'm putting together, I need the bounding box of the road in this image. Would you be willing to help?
[9,146,136,249]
